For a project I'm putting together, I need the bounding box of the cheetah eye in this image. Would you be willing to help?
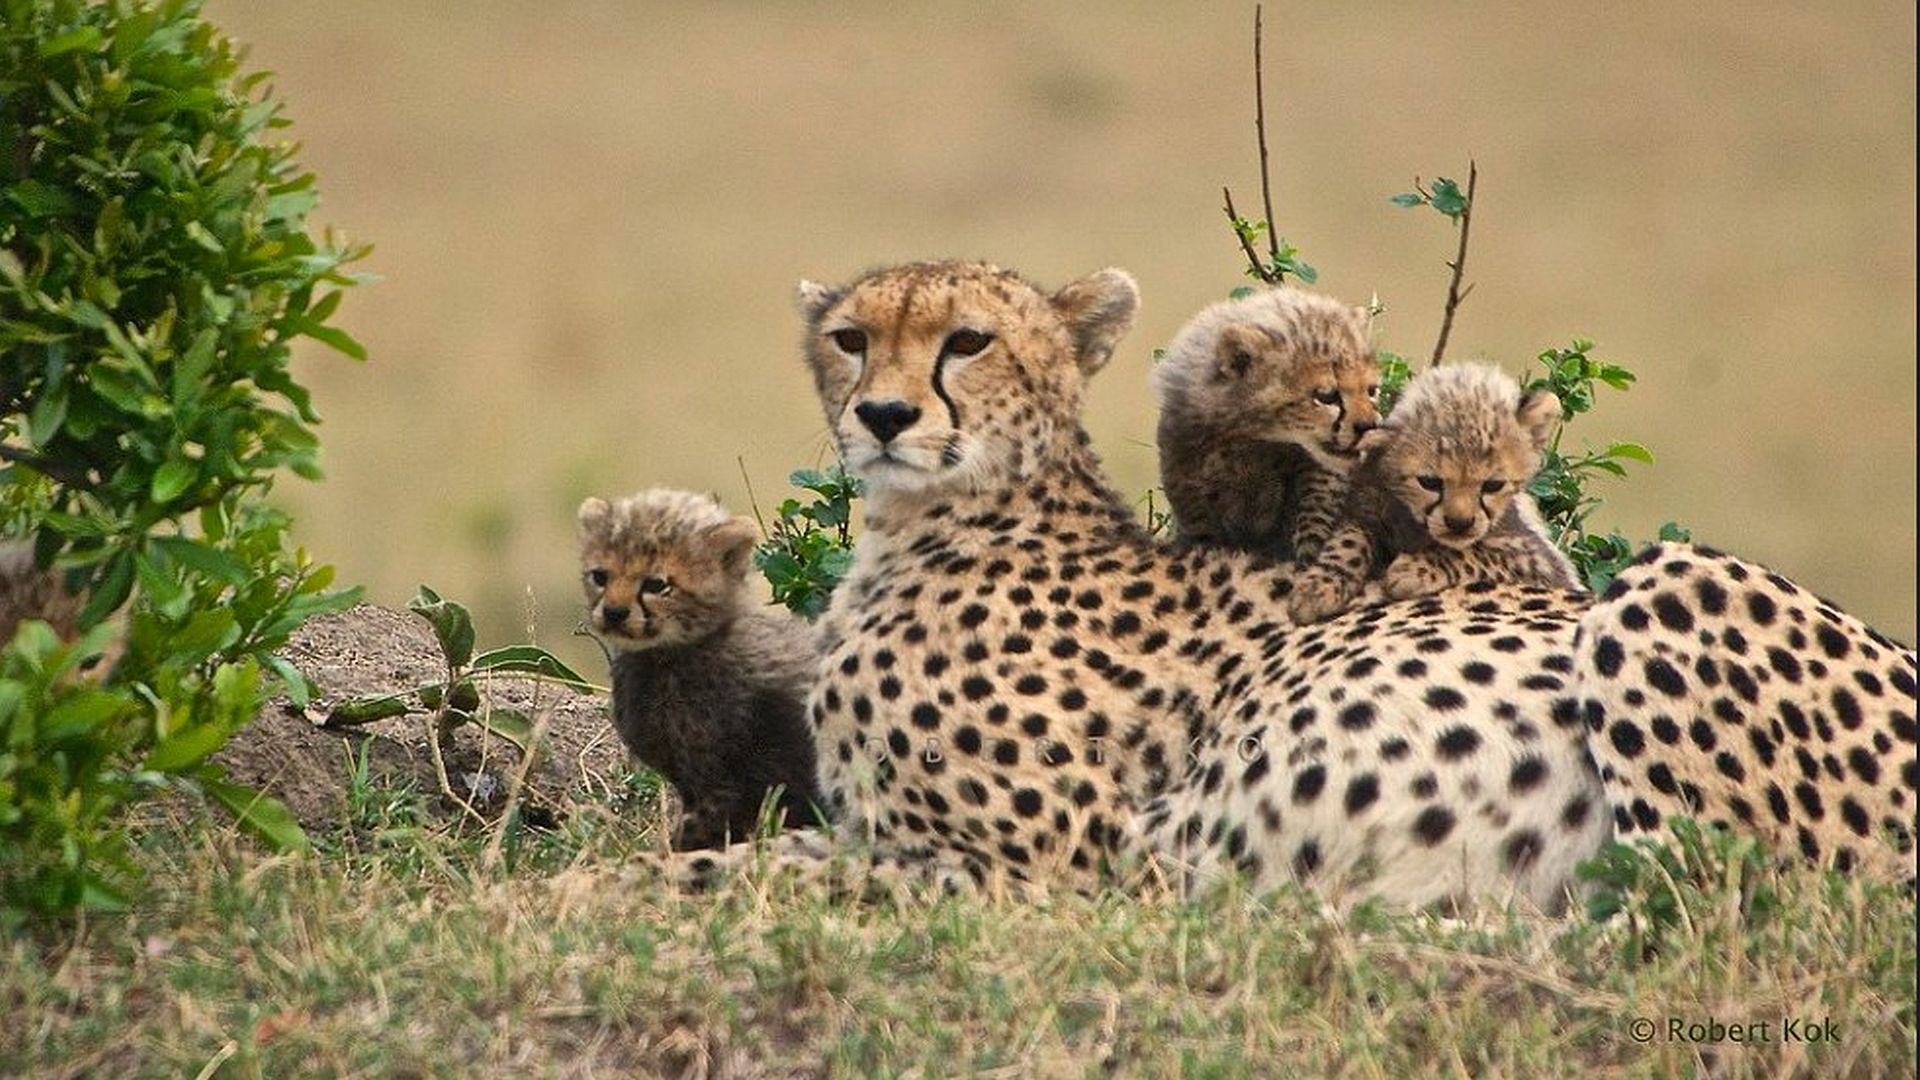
[1481,479,1506,494]
[1366,385,1380,398]
[640,576,672,596]
[1416,475,1444,493]
[1311,388,1341,406]
[942,329,994,358]
[587,568,609,587]
[829,328,868,354]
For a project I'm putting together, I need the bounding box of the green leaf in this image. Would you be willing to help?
[203,778,311,854]
[475,707,536,755]
[150,460,197,504]
[27,386,69,448]
[1603,442,1654,464]
[408,585,475,669]
[5,180,78,219]
[151,537,248,584]
[145,724,229,772]
[1390,193,1425,207]
[40,692,130,744]
[300,323,368,361]
[324,694,412,727]
[1428,177,1468,218]
[468,645,596,691]
[37,26,104,57]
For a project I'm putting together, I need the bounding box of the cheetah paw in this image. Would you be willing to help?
[1288,572,1357,624]
[1381,558,1451,602]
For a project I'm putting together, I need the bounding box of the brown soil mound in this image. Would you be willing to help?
[214,604,639,833]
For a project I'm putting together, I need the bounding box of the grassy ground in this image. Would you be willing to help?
[195,1,1916,676]
[6,773,1913,1078]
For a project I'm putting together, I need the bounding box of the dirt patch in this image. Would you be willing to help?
[214,604,638,833]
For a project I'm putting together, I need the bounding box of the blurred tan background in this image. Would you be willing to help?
[205,1,1917,673]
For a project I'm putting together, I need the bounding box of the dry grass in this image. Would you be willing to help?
[4,778,1914,1078]
[195,1,1915,680]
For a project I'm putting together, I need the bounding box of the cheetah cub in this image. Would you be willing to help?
[1288,362,1580,623]
[1153,286,1382,559]
[577,489,824,850]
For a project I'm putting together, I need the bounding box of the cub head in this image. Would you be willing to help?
[796,261,1139,500]
[576,489,762,651]
[1153,287,1381,471]
[1359,362,1560,549]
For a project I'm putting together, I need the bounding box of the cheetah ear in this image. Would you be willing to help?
[576,497,612,538]
[796,279,842,324]
[1515,390,1562,451]
[710,514,763,580]
[1051,268,1139,376]
[1214,323,1264,380]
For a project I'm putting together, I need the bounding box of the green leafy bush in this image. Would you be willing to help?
[1,0,365,917]
[754,466,862,618]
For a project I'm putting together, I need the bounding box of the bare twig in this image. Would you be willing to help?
[1253,4,1279,262]
[1221,186,1274,284]
[1430,160,1478,366]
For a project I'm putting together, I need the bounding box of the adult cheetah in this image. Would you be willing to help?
[785,260,1608,909]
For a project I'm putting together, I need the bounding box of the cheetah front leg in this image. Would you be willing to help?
[1288,523,1376,623]
[1380,533,1559,601]
[1287,467,1348,561]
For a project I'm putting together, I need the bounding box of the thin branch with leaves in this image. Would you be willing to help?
[1221,3,1316,286]
[1392,161,1478,364]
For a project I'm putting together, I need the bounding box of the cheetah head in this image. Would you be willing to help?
[1154,287,1381,471]
[1360,362,1559,549]
[576,489,761,650]
[796,261,1139,500]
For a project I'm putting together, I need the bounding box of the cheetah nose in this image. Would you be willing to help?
[1350,419,1380,439]
[854,399,923,444]
[1443,514,1475,534]
[601,603,630,626]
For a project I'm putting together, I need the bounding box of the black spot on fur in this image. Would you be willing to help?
[1344,773,1380,815]
[1652,593,1694,632]
[1292,765,1327,804]
[1436,726,1482,761]
[1644,658,1687,697]
[1593,636,1625,677]
[1413,806,1456,846]
[1509,756,1548,793]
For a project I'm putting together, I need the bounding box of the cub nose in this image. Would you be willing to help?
[601,603,630,626]
[854,399,923,444]
[1443,514,1475,535]
[1350,419,1380,438]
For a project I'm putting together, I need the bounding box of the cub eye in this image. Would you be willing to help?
[829,328,868,354]
[587,568,609,587]
[1416,475,1444,493]
[942,329,994,357]
[639,576,672,596]
[1311,388,1341,406]
[1481,479,1506,494]
[1366,385,1380,398]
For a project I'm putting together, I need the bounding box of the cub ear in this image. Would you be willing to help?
[796,279,842,324]
[1051,268,1140,376]
[1214,323,1265,380]
[1515,390,1562,451]
[711,514,764,580]
[576,497,612,538]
